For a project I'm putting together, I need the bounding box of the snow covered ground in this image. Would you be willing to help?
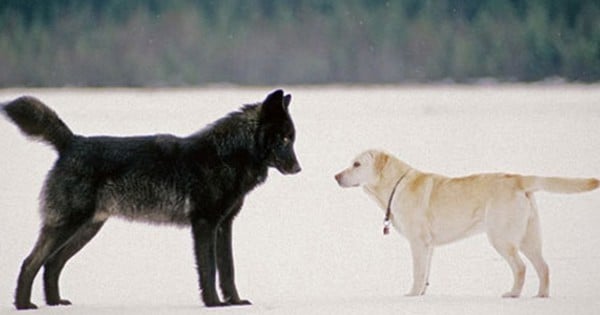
[0,85,599,314]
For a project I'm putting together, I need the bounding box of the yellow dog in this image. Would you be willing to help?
[335,150,598,298]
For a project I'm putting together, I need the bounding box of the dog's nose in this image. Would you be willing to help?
[334,173,342,183]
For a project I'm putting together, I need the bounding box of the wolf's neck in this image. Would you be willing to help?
[192,112,259,157]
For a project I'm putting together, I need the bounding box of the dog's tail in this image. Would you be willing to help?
[2,96,74,153]
[519,176,599,194]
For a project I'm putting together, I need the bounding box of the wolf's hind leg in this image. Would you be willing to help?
[43,221,106,306]
[15,224,81,310]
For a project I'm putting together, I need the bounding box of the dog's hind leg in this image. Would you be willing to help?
[43,220,106,306]
[519,194,549,298]
[487,198,529,298]
[520,233,549,298]
[15,224,82,310]
[216,201,251,305]
[490,240,526,298]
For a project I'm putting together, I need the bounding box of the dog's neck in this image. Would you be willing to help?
[363,157,413,212]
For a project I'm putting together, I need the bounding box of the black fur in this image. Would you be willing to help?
[2,90,301,310]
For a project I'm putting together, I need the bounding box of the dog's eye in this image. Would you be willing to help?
[282,137,291,145]
[353,162,361,168]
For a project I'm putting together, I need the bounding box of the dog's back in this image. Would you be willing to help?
[430,172,599,202]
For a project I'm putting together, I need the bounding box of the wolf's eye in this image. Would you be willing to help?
[282,137,291,145]
[353,162,361,168]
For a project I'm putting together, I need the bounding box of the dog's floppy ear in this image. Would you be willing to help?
[374,152,389,174]
[261,89,286,120]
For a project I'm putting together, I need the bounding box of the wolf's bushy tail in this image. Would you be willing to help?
[519,175,599,194]
[2,96,74,153]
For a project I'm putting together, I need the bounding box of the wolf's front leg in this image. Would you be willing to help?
[192,219,226,307]
[216,217,251,305]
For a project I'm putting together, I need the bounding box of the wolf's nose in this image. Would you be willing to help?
[290,163,302,174]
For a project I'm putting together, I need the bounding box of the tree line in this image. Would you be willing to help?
[0,0,598,86]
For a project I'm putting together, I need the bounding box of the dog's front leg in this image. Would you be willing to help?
[191,218,225,307]
[406,240,433,297]
[217,216,251,305]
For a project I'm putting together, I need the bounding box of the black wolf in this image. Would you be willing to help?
[2,90,301,310]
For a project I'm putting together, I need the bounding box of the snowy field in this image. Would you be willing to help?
[0,85,599,315]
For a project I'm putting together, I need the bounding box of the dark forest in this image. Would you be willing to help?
[0,0,598,86]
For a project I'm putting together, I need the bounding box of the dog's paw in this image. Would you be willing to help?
[405,286,427,297]
[404,291,424,297]
[501,291,521,298]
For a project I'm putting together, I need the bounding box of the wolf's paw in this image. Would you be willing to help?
[228,299,251,306]
[205,301,229,307]
[48,299,72,306]
[15,301,38,310]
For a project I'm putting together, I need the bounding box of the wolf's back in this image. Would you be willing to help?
[2,96,74,153]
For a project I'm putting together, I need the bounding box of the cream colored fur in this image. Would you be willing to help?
[335,150,599,298]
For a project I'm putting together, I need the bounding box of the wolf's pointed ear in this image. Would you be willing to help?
[264,89,284,105]
[262,89,286,119]
[283,94,292,109]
